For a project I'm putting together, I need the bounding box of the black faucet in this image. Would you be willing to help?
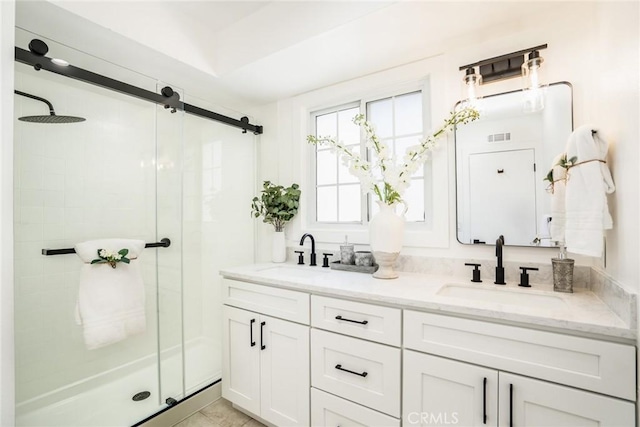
[495,235,505,285]
[299,233,316,266]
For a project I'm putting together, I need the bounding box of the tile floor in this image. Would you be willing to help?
[173,398,265,427]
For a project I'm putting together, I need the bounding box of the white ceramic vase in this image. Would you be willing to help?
[271,230,286,263]
[369,201,407,279]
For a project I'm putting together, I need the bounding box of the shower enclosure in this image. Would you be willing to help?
[13,29,257,426]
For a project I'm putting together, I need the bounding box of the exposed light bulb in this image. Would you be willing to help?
[522,51,545,112]
[51,58,69,67]
[463,67,481,105]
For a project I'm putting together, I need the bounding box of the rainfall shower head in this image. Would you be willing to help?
[19,114,85,124]
[14,90,86,124]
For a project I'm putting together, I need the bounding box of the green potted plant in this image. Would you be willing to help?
[251,181,301,262]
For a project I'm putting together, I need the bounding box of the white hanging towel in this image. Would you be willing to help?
[549,152,568,243]
[74,239,146,350]
[564,125,615,257]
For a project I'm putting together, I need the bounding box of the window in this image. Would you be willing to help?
[311,90,426,225]
[313,103,362,223]
[366,91,425,222]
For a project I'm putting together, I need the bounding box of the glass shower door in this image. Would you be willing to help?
[13,29,183,426]
[156,82,186,408]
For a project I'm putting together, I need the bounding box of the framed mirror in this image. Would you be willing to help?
[455,82,573,247]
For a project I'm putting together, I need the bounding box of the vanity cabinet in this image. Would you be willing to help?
[404,310,635,427]
[219,274,636,427]
[222,280,310,426]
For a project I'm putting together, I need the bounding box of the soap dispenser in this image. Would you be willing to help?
[552,242,574,293]
[340,235,355,265]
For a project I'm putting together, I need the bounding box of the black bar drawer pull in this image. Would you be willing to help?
[335,364,368,377]
[335,315,368,325]
[509,383,513,427]
[260,321,266,350]
[250,319,256,347]
[483,377,487,424]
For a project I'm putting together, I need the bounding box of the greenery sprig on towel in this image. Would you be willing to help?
[91,249,131,269]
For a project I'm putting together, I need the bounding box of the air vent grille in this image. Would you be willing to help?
[487,132,511,142]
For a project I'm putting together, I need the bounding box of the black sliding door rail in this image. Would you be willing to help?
[14,47,263,135]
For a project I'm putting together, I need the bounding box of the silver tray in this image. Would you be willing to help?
[330,261,379,274]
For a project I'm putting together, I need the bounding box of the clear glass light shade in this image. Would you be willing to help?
[462,68,481,105]
[522,54,545,112]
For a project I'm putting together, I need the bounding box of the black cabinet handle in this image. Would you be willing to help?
[335,315,368,325]
[509,383,513,427]
[260,321,266,350]
[335,364,368,377]
[483,377,487,424]
[250,319,256,347]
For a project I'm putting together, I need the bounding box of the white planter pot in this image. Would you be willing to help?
[271,231,286,263]
[369,201,406,279]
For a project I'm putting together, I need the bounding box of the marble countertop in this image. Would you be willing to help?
[220,263,636,341]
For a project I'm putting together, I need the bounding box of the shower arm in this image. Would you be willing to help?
[14,90,56,115]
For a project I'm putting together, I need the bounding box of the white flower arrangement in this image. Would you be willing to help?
[307,107,480,205]
[91,248,131,269]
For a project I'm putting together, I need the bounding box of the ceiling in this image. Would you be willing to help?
[16,1,559,110]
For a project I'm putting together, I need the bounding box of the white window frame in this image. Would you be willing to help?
[309,101,366,225]
[305,81,434,244]
[290,55,449,249]
[362,89,433,228]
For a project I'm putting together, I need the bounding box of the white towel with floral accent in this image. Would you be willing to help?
[74,239,146,350]
[564,126,615,257]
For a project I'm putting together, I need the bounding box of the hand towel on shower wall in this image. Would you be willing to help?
[564,125,615,258]
[74,239,146,350]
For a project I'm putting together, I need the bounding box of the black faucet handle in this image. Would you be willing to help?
[464,263,482,283]
[518,266,539,287]
[295,250,304,265]
[322,253,332,268]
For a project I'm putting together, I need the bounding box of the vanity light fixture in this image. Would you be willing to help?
[459,44,547,109]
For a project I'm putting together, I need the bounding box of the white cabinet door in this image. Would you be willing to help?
[222,305,261,415]
[499,372,635,427]
[403,350,498,427]
[260,315,310,427]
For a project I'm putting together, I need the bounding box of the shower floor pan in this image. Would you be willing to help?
[16,338,220,427]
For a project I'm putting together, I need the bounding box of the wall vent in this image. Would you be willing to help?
[487,132,511,142]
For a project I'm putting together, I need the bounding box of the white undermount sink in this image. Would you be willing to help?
[437,283,567,310]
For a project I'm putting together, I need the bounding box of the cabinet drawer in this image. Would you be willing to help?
[311,388,400,427]
[404,310,636,401]
[311,295,401,346]
[222,279,309,324]
[311,329,401,417]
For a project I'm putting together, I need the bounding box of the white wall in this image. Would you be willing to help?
[257,2,639,290]
[591,1,639,292]
[1,1,16,424]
